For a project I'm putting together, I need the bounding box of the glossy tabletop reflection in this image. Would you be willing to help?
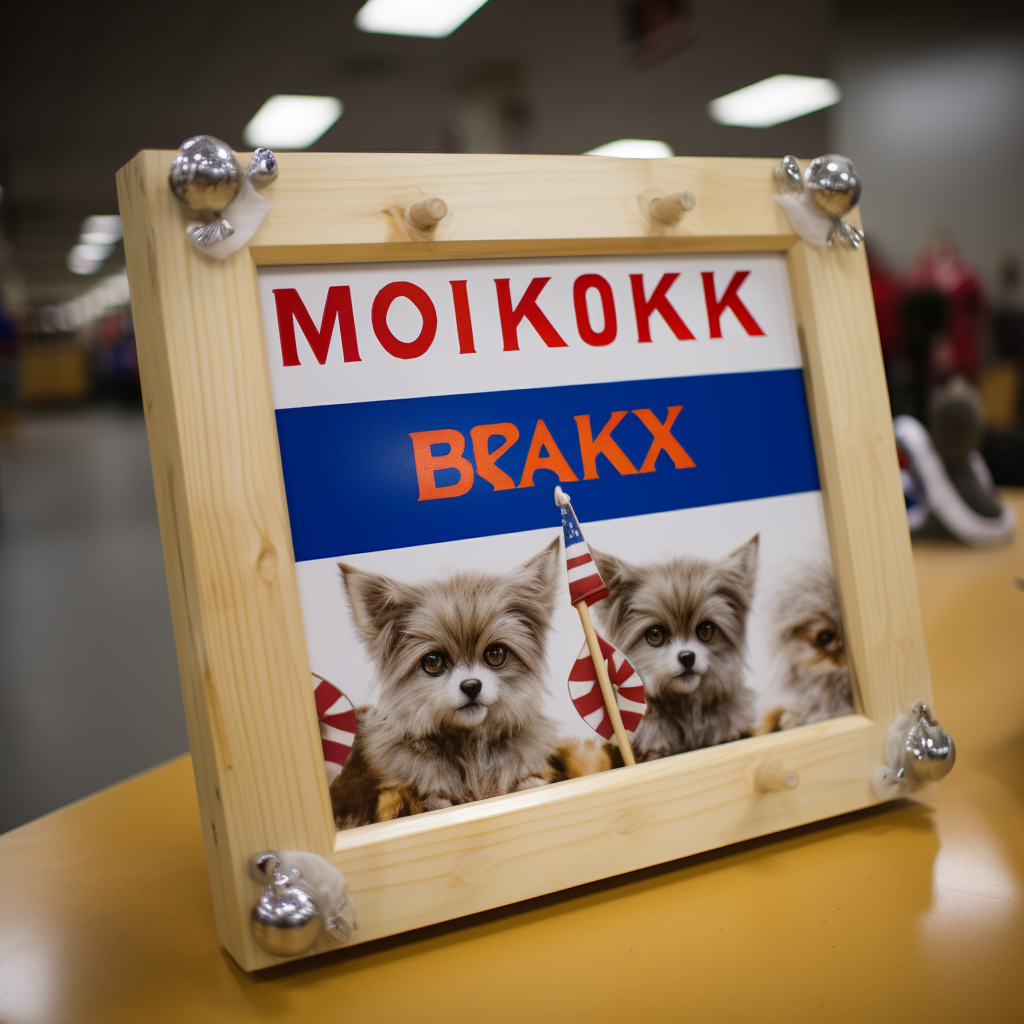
[1,496,1023,1024]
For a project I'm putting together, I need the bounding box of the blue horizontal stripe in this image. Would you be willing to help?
[276,368,820,561]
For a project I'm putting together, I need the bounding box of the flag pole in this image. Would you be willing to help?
[574,598,636,767]
[555,486,637,767]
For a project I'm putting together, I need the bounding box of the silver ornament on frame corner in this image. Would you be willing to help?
[772,153,865,249]
[169,136,279,259]
[872,701,956,800]
[250,850,354,958]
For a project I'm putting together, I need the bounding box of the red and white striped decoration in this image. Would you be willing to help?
[568,634,646,739]
[313,673,357,783]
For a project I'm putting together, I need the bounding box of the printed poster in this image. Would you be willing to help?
[257,253,852,830]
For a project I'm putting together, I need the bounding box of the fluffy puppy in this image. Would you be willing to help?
[330,539,608,830]
[767,560,852,730]
[591,537,758,761]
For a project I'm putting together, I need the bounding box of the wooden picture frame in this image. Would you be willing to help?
[116,151,928,972]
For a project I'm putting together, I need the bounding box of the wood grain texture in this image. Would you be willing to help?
[117,153,335,971]
[115,151,927,970]
[328,715,885,946]
[786,240,932,726]
[251,152,793,248]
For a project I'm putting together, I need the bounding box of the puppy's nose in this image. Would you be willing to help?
[460,679,482,700]
[678,650,696,672]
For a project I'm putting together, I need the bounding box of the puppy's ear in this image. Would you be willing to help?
[504,537,561,622]
[720,534,759,597]
[590,546,636,598]
[338,563,415,649]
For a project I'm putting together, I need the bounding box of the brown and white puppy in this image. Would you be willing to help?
[591,537,759,761]
[767,560,852,730]
[329,539,611,830]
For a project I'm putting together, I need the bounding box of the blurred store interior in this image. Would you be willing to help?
[2,0,1023,833]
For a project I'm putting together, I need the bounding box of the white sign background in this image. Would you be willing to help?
[258,252,802,409]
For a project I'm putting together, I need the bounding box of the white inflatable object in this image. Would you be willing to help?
[894,415,1015,546]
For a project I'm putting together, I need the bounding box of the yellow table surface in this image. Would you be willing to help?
[2,497,1023,1024]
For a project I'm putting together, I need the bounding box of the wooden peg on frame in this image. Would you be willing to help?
[649,190,696,225]
[755,760,800,792]
[407,197,448,230]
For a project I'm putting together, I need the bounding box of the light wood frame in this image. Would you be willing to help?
[117,152,928,972]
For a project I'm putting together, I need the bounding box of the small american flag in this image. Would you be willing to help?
[568,634,646,739]
[561,500,609,607]
[556,488,647,738]
[313,673,357,783]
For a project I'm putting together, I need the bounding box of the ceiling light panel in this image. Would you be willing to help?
[67,244,108,275]
[243,95,343,150]
[585,139,674,159]
[75,243,115,262]
[355,0,491,38]
[79,215,122,245]
[708,75,841,128]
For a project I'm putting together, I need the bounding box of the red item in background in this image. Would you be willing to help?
[906,240,986,381]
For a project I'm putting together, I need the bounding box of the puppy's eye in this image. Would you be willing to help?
[483,643,508,667]
[421,651,446,675]
[696,621,715,642]
[644,626,668,647]
[815,630,836,648]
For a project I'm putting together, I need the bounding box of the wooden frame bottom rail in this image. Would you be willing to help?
[328,715,882,947]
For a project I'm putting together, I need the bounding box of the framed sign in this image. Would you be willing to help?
[117,152,929,971]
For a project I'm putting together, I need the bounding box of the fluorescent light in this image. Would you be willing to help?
[355,0,490,38]
[67,253,99,275]
[243,95,343,150]
[67,245,107,275]
[585,139,674,159]
[79,215,122,245]
[75,243,115,261]
[708,75,841,128]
